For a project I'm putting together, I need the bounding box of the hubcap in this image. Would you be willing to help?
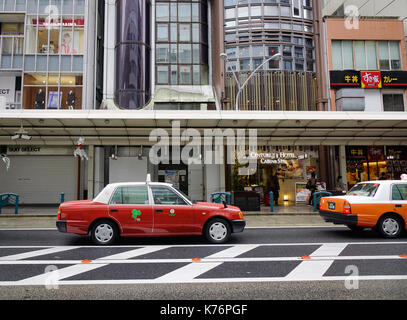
[95,224,114,243]
[209,222,227,241]
[382,218,399,236]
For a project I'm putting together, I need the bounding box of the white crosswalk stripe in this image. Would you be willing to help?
[0,242,406,286]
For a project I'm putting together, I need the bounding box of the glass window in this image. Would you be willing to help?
[392,184,407,200]
[389,41,401,70]
[383,94,405,112]
[365,41,377,70]
[238,6,249,18]
[179,24,191,42]
[179,44,191,63]
[157,24,169,42]
[225,8,235,19]
[251,5,261,16]
[156,44,170,63]
[239,46,250,57]
[240,59,250,71]
[157,65,169,84]
[331,41,342,70]
[342,40,354,70]
[264,5,278,16]
[348,183,380,197]
[355,41,366,70]
[156,3,170,22]
[110,186,150,205]
[151,186,187,205]
[178,3,191,22]
[379,41,390,70]
[179,65,191,84]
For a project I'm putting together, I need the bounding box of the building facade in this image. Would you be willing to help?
[1,0,407,207]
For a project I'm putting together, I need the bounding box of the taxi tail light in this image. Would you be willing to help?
[238,211,244,219]
[57,207,61,220]
[343,202,351,215]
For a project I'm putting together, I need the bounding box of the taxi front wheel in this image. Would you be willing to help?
[377,214,404,239]
[204,218,231,244]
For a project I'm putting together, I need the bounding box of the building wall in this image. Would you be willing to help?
[325,18,407,111]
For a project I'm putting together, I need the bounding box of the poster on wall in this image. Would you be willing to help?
[47,91,62,109]
[59,31,78,54]
[165,170,180,189]
[0,76,16,109]
[295,182,310,203]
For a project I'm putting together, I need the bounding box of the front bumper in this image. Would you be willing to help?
[56,220,67,233]
[319,210,357,226]
[230,219,246,233]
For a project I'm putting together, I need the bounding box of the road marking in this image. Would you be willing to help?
[154,245,259,282]
[16,245,170,286]
[0,246,77,261]
[285,243,348,281]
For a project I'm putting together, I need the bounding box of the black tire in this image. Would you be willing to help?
[377,214,404,239]
[204,218,231,244]
[347,225,365,232]
[90,219,119,245]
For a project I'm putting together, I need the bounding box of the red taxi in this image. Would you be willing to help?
[56,178,245,245]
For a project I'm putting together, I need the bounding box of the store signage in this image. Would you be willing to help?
[32,18,85,27]
[7,146,72,156]
[330,70,361,88]
[250,152,307,164]
[0,76,16,106]
[331,70,407,88]
[361,71,382,89]
[381,71,407,88]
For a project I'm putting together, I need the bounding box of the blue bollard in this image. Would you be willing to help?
[269,191,274,213]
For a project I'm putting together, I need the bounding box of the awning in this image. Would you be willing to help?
[0,110,407,146]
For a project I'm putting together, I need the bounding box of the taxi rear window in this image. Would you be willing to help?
[348,183,379,197]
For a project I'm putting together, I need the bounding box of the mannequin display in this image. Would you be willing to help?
[66,90,76,109]
[34,89,45,109]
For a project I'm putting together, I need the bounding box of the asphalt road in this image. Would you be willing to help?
[0,227,406,301]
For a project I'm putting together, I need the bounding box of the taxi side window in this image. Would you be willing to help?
[392,184,407,201]
[151,186,187,205]
[110,186,149,204]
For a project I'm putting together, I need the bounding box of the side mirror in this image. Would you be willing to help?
[222,200,227,208]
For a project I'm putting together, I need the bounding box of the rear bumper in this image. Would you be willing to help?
[319,210,358,226]
[230,219,246,233]
[56,220,67,233]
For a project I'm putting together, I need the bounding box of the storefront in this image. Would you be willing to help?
[0,145,80,204]
[229,146,321,205]
[346,146,407,189]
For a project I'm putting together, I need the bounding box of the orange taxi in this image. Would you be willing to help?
[319,180,407,238]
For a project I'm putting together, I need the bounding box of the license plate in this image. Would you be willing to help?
[328,202,335,210]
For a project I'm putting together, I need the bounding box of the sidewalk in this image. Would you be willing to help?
[0,204,327,229]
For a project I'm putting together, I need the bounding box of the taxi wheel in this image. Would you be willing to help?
[91,220,119,245]
[377,214,404,239]
[204,218,231,244]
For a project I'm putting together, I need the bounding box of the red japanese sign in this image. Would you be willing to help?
[361,71,382,89]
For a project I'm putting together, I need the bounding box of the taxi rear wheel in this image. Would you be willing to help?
[204,218,231,244]
[91,220,119,245]
[377,214,404,239]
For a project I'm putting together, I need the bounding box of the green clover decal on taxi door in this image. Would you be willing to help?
[131,209,142,222]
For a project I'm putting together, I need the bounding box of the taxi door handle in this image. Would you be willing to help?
[110,209,119,213]
[155,209,163,213]
[395,204,402,208]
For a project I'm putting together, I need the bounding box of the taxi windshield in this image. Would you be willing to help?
[348,183,380,197]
